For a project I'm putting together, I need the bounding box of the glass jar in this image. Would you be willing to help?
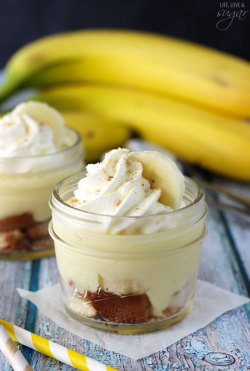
[49,173,207,334]
[0,129,84,260]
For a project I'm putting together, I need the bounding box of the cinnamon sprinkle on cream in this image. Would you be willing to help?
[116,199,122,207]
[69,198,78,205]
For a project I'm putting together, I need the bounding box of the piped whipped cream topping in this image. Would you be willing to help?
[72,148,171,216]
[0,112,58,157]
[0,102,78,174]
[69,148,173,234]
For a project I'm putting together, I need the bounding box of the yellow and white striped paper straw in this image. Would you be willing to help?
[0,319,118,371]
[0,322,33,371]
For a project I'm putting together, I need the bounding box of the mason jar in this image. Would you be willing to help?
[49,173,207,334]
[0,128,84,260]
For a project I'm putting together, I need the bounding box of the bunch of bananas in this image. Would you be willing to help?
[0,30,250,179]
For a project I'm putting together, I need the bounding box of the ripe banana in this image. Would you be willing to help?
[32,84,250,180]
[1,30,250,117]
[61,111,130,163]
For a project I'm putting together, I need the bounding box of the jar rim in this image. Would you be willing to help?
[0,127,81,160]
[51,173,205,220]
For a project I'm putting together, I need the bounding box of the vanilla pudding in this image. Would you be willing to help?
[0,102,84,257]
[49,149,207,333]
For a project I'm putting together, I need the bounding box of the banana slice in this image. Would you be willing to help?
[129,151,185,209]
[13,101,65,147]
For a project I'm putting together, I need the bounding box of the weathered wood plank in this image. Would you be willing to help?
[0,260,33,371]
[213,177,250,284]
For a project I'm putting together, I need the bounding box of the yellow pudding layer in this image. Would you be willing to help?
[0,164,82,221]
[52,206,206,315]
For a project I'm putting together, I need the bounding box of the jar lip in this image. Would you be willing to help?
[51,173,205,220]
[0,127,81,160]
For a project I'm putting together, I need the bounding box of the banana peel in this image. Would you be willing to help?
[1,30,250,117]
[61,111,130,163]
[32,84,250,180]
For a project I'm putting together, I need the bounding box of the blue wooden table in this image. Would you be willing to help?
[0,174,249,370]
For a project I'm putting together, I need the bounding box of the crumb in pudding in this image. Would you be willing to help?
[0,213,51,252]
[67,281,189,324]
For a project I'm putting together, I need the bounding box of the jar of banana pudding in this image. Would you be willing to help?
[0,102,84,260]
[49,148,207,333]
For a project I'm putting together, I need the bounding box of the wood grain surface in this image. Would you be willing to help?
[0,177,249,371]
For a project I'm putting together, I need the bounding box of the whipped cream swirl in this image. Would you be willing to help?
[0,112,57,157]
[0,102,80,174]
[70,148,172,234]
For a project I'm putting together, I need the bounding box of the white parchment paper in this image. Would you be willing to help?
[17,280,249,360]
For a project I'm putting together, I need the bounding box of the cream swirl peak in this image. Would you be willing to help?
[0,102,66,157]
[0,112,57,156]
[68,148,186,234]
[71,148,172,219]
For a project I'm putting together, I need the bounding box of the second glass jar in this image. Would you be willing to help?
[0,129,84,260]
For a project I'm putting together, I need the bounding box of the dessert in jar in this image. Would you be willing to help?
[0,101,84,259]
[49,148,207,333]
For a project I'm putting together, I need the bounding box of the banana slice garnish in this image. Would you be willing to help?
[129,151,185,209]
